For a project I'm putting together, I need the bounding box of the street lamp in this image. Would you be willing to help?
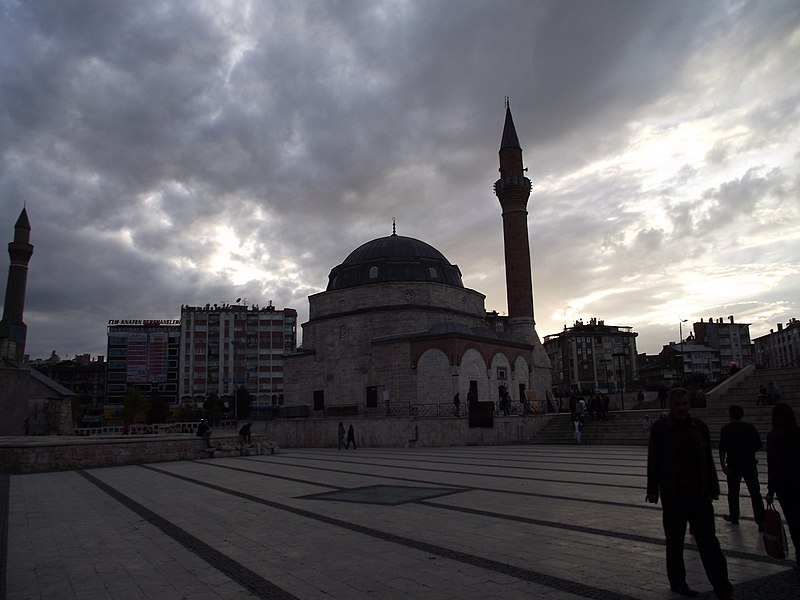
[679,319,688,385]
[612,352,625,410]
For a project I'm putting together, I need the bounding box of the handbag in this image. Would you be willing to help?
[763,503,789,559]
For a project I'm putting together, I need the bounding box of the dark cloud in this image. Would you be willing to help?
[1,0,798,359]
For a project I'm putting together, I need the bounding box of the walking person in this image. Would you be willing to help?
[646,388,734,599]
[337,422,345,450]
[345,424,357,449]
[765,402,800,570]
[573,413,583,445]
[718,405,765,529]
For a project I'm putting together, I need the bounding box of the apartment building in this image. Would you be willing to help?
[105,319,181,420]
[693,316,753,368]
[753,318,800,368]
[179,302,297,409]
[543,318,638,396]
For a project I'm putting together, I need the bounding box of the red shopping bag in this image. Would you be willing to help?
[763,504,789,559]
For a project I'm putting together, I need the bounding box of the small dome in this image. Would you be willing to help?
[327,234,464,291]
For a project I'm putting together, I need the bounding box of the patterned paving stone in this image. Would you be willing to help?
[2,445,798,599]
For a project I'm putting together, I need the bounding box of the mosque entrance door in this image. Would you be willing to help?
[468,380,493,428]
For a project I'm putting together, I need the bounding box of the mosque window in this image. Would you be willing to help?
[369,266,378,279]
[429,267,438,279]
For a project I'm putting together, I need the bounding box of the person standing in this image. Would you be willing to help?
[500,386,510,416]
[196,418,212,448]
[765,402,800,570]
[756,384,767,406]
[657,385,668,410]
[718,405,765,529]
[337,422,345,450]
[646,388,733,599]
[574,395,587,421]
[453,392,461,417]
[346,424,357,449]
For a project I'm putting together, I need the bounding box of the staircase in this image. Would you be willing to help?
[533,367,800,446]
[708,366,800,410]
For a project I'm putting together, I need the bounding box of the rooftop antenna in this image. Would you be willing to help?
[392,217,396,236]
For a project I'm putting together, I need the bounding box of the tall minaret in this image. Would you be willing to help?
[493,100,539,344]
[0,208,34,361]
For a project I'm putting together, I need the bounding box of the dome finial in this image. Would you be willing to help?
[392,217,396,236]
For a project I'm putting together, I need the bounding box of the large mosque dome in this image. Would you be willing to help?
[326,233,464,291]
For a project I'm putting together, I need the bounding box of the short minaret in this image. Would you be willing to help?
[0,208,34,361]
[493,100,537,343]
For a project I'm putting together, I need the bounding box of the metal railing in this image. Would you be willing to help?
[72,400,547,435]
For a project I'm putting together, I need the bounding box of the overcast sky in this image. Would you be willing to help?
[2,0,799,361]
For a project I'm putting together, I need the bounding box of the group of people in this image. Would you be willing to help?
[646,388,799,599]
[337,422,357,449]
[569,392,611,444]
[193,419,252,447]
[569,391,610,421]
[756,382,782,406]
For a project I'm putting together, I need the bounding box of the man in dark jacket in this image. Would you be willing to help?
[646,388,733,599]
[719,405,765,528]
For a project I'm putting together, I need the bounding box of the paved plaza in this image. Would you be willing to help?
[2,445,798,599]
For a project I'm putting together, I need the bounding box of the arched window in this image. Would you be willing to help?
[369,266,379,279]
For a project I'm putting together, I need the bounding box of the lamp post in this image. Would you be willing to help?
[612,352,625,411]
[679,319,688,385]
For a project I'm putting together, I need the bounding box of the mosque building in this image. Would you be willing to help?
[283,104,552,417]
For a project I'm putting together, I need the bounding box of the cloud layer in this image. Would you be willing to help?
[1,0,799,359]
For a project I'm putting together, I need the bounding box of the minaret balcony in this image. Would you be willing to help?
[493,176,531,194]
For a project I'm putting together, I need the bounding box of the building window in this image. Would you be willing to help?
[369,266,378,279]
[497,368,507,380]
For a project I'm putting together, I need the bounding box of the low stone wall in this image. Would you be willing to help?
[264,414,557,448]
[0,433,268,474]
[1,415,556,473]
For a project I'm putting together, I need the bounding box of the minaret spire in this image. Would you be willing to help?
[0,207,34,361]
[500,99,521,152]
[493,101,536,339]
[492,101,552,401]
